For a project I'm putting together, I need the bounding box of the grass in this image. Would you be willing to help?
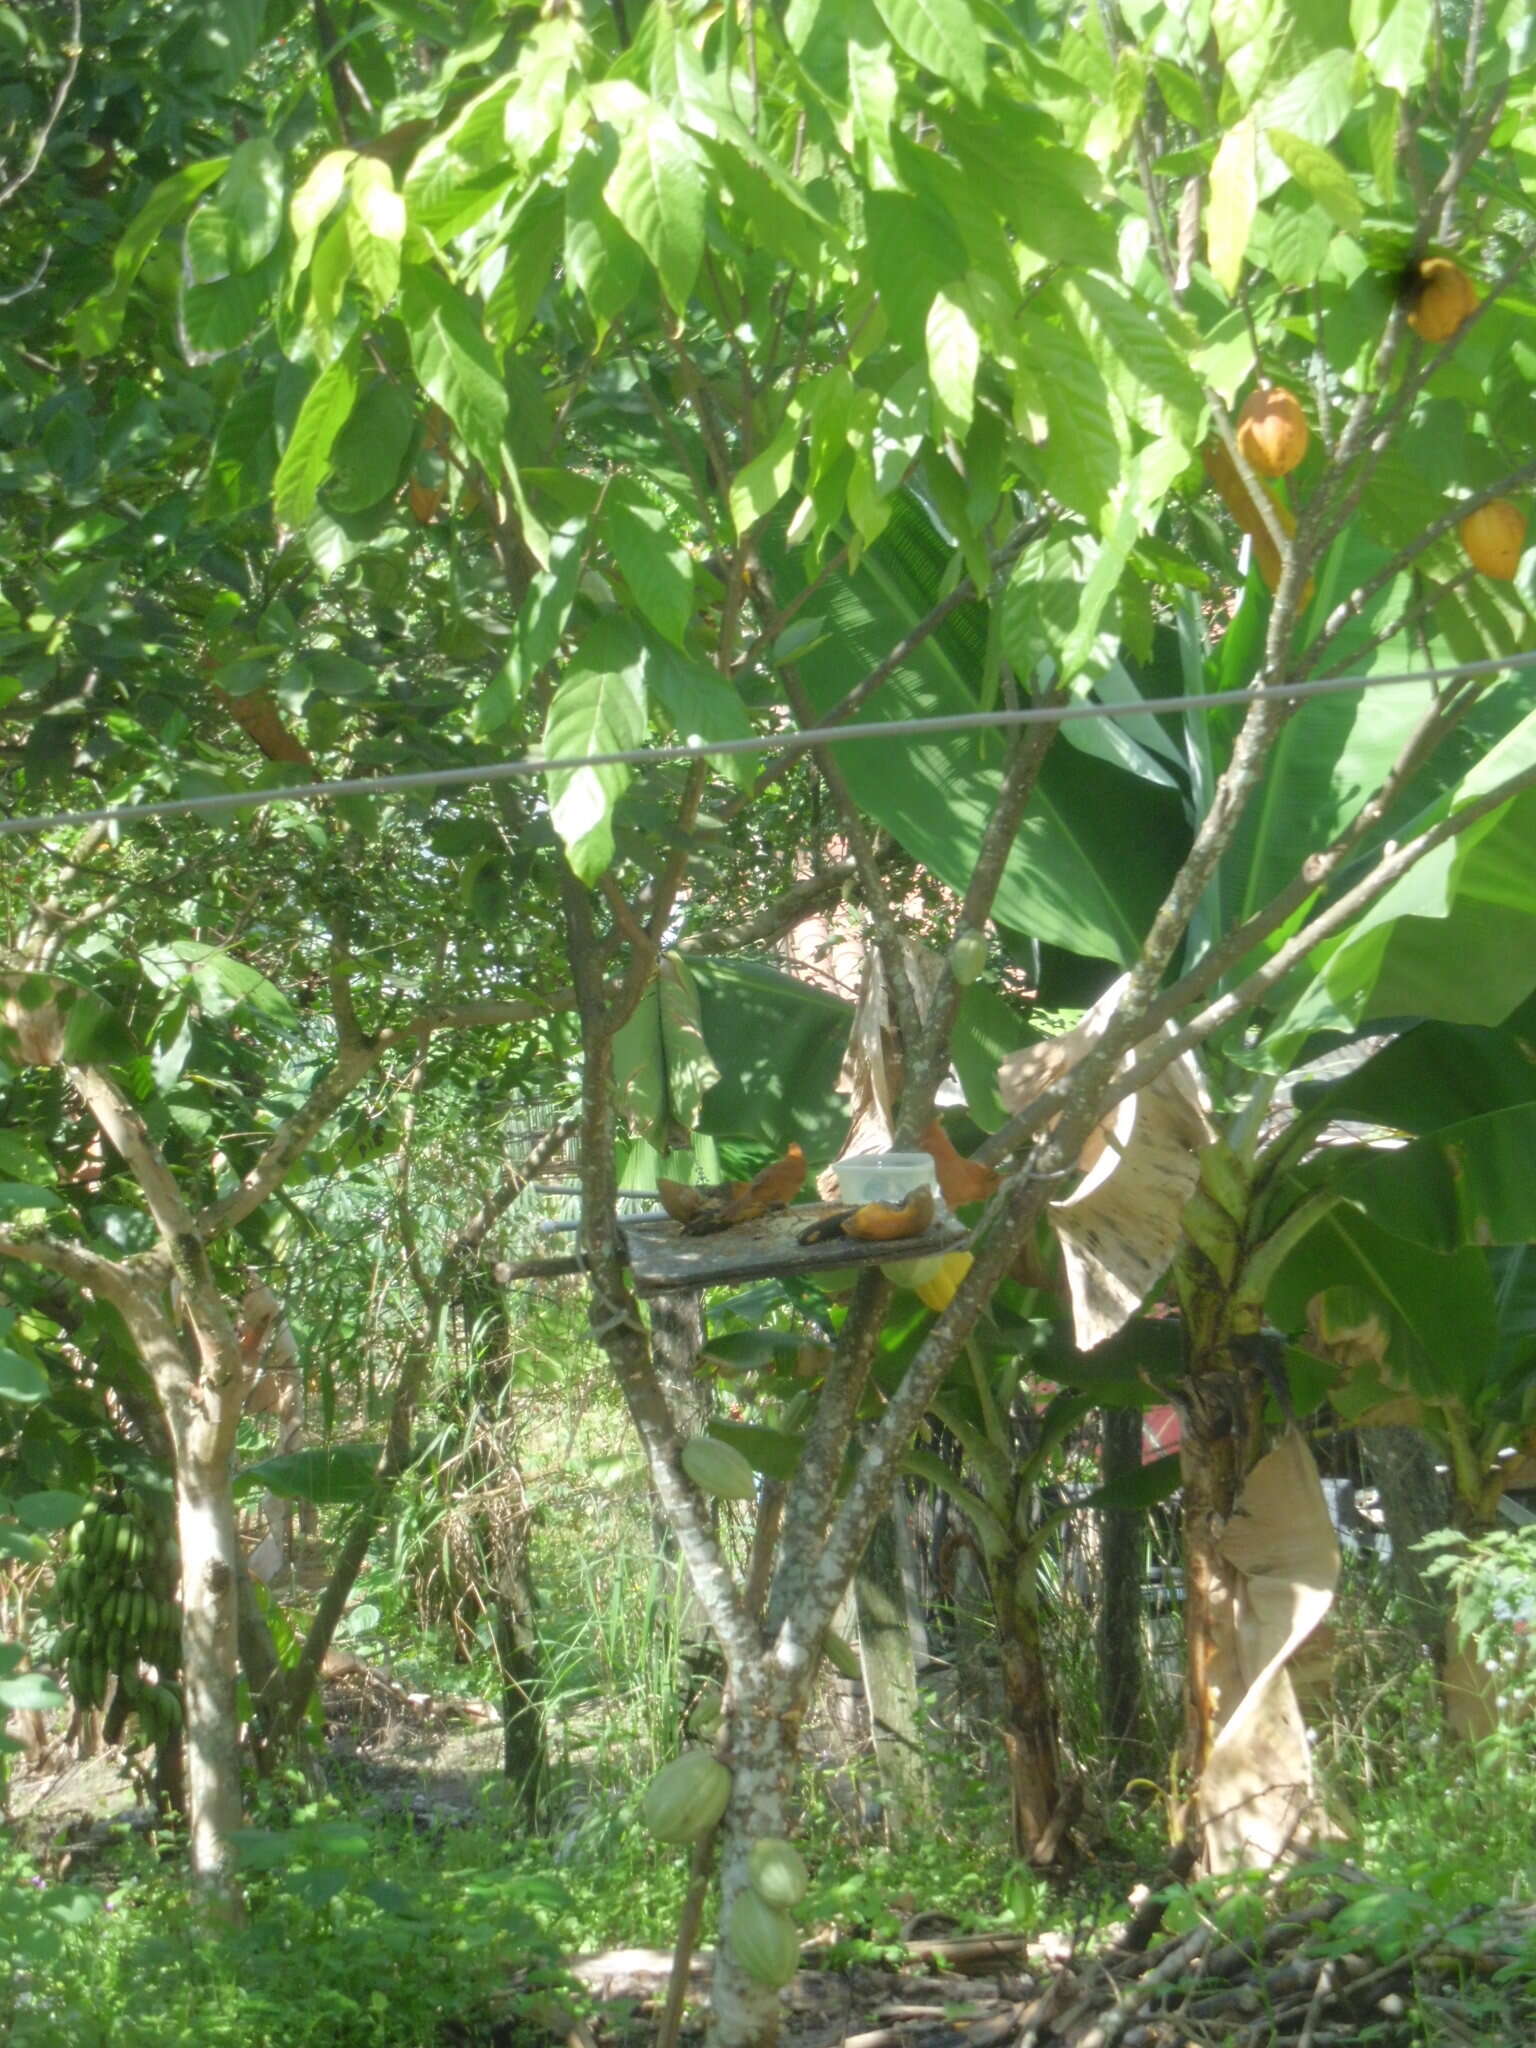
[8,1510,1535,2046]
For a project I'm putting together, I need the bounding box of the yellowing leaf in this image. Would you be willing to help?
[1207,115,1258,294]
[1266,128,1363,231]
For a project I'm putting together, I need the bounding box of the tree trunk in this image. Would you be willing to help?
[855,1497,928,1844]
[491,1495,546,1818]
[1097,1403,1151,1788]
[169,1410,245,1914]
[116,1278,247,1917]
[709,1699,798,2048]
[651,1293,722,1722]
[1360,1423,1453,1662]
[990,1554,1064,1862]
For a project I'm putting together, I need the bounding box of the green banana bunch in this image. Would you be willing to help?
[50,1482,183,1751]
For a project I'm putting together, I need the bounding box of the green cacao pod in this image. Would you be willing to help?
[949,929,988,985]
[641,1750,731,1844]
[687,1682,724,1738]
[747,1837,809,1909]
[680,1435,756,1503]
[728,1890,801,1987]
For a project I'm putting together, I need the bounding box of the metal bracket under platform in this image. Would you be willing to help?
[617,1203,969,1296]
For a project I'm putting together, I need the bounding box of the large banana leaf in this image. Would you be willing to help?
[1281,991,1536,1250]
[689,957,850,1158]
[1322,1105,1536,1254]
[1267,1205,1498,1410]
[762,498,1189,966]
[1263,713,1536,1057]
[1292,992,1536,1133]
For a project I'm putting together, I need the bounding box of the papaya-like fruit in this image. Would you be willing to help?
[1406,256,1478,343]
[1235,386,1308,478]
[748,1837,810,1909]
[1201,439,1315,604]
[949,930,988,985]
[1459,499,1526,581]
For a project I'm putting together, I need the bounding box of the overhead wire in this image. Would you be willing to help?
[2,648,1534,841]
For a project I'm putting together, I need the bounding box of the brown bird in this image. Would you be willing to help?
[656,1178,709,1225]
[796,1206,859,1246]
[920,1120,999,1208]
[682,1143,806,1235]
[843,1186,935,1243]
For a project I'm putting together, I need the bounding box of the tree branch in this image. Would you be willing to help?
[724,516,1046,820]
[776,662,924,1058]
[196,1039,383,1241]
[559,866,761,1676]
[894,712,1062,1144]
[674,861,856,956]
[0,0,82,211]
[1101,755,1536,1114]
[0,1230,139,1307]
[1013,662,1491,1088]
[1299,455,1536,678]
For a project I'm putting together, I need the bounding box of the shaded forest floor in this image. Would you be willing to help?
[10,1658,1536,2048]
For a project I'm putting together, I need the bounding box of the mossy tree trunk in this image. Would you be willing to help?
[854,1495,929,1844]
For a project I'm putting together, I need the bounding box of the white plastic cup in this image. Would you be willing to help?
[834,1151,941,1210]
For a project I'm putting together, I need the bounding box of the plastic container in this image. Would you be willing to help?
[834,1151,941,1210]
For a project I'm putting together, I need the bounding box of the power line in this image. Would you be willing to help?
[3,649,1532,841]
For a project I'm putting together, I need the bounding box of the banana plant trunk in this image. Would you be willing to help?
[1178,1345,1261,1781]
[1174,1140,1264,1789]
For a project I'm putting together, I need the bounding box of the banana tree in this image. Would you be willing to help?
[902,1334,1177,1864]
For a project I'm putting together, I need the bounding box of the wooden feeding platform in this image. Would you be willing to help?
[618,1202,969,1296]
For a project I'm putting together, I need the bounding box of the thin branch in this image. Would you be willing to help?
[674,861,856,956]
[646,760,709,947]
[560,867,760,1674]
[600,871,661,962]
[767,1271,890,1636]
[1300,234,1536,581]
[72,1064,202,1250]
[724,517,1046,821]
[778,663,924,1058]
[786,1164,1064,1663]
[0,244,50,306]
[196,1039,383,1241]
[1300,455,1536,678]
[375,995,565,1045]
[894,711,1062,1144]
[392,1039,435,1308]
[0,0,82,211]
[984,751,1536,1182]
[1011,663,1491,1089]
[1103,754,1536,1113]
